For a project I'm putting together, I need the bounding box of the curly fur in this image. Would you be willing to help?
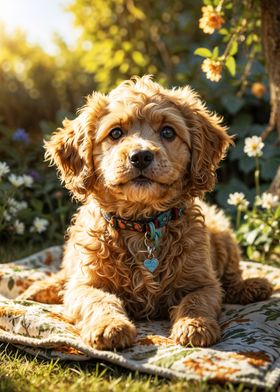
[20,76,273,350]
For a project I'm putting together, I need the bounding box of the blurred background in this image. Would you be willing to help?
[0,0,279,261]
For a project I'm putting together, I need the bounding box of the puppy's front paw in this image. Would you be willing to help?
[170,316,220,347]
[82,317,137,350]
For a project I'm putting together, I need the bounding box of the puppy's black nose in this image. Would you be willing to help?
[129,150,154,170]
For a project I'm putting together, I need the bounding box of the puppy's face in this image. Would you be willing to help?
[93,98,191,204]
[45,76,232,210]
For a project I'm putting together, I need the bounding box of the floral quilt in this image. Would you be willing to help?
[0,246,280,388]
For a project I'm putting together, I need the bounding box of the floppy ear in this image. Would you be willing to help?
[162,85,233,197]
[186,105,233,197]
[44,92,107,200]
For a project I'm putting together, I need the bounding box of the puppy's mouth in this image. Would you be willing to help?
[109,174,172,188]
[131,175,153,186]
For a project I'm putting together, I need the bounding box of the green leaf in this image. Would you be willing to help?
[212,46,219,60]
[238,155,257,174]
[225,2,233,9]
[263,144,280,159]
[30,199,43,213]
[229,142,244,161]
[225,56,236,76]
[230,113,253,135]
[246,34,253,46]
[247,246,254,259]
[260,158,280,180]
[229,41,238,56]
[8,277,14,291]
[219,28,229,35]
[221,94,244,114]
[194,48,212,58]
[275,206,280,219]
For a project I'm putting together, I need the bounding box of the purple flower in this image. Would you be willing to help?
[12,128,30,144]
[28,169,41,181]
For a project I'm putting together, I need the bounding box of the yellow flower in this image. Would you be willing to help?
[201,58,223,82]
[244,136,264,157]
[199,5,225,34]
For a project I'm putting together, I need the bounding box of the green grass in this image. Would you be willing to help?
[0,344,257,392]
[0,246,266,391]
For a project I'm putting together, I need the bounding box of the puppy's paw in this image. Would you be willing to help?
[170,316,220,347]
[225,277,273,305]
[82,317,137,350]
[239,277,273,304]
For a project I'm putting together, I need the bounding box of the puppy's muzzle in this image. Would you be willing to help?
[129,150,154,170]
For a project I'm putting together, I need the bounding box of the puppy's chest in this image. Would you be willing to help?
[109,231,189,317]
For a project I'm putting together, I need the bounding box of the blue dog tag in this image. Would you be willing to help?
[144,257,159,272]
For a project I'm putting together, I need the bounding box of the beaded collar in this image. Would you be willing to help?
[102,207,183,236]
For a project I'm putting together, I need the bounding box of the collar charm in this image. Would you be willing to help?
[144,257,159,272]
[143,231,159,272]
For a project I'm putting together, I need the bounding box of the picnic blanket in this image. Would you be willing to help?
[0,246,280,388]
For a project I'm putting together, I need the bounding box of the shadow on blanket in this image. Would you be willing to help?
[0,246,280,388]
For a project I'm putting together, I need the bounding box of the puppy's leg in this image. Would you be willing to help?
[215,233,273,305]
[64,278,137,350]
[204,203,272,304]
[17,271,65,304]
[170,283,222,347]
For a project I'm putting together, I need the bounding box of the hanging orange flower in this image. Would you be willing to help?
[201,58,223,82]
[251,82,266,98]
[199,5,225,34]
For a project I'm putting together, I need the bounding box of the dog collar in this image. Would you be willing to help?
[101,207,184,273]
[101,207,184,239]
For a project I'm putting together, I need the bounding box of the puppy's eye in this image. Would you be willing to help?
[109,127,124,140]
[160,126,176,141]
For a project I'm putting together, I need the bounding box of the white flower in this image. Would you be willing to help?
[244,136,264,157]
[255,192,279,209]
[251,251,261,261]
[7,198,27,215]
[0,161,10,179]
[14,220,25,235]
[3,211,12,222]
[227,192,249,210]
[8,174,25,187]
[30,217,49,233]
[17,201,28,210]
[22,174,34,187]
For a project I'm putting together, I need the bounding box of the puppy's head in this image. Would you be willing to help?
[45,76,232,210]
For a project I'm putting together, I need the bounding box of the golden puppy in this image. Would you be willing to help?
[21,76,272,350]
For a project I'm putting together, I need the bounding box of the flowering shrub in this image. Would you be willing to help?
[227,136,280,265]
[195,0,261,83]
[236,194,280,264]
[0,161,49,239]
[0,125,76,250]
